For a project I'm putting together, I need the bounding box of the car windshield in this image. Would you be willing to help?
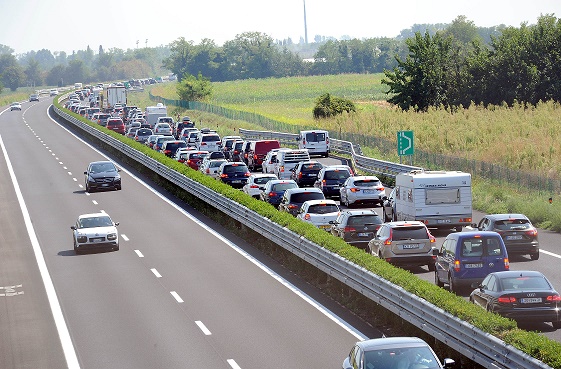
[90,163,116,173]
[363,346,439,369]
[79,216,113,228]
[308,203,339,214]
[348,215,382,226]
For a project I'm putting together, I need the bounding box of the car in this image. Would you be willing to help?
[221,136,243,159]
[134,128,153,143]
[196,132,222,152]
[217,162,251,188]
[470,270,561,329]
[367,221,438,271]
[240,141,254,165]
[297,199,341,231]
[125,120,141,132]
[331,209,383,249]
[174,119,195,138]
[49,88,58,96]
[435,231,510,293]
[153,135,177,152]
[262,149,279,174]
[84,160,122,192]
[71,212,120,254]
[342,336,455,369]
[290,160,323,187]
[246,140,281,171]
[339,175,386,207]
[242,174,278,198]
[179,127,199,142]
[184,150,209,170]
[185,130,201,147]
[125,127,140,139]
[278,187,325,216]
[154,122,173,136]
[92,112,111,126]
[106,117,126,134]
[382,187,397,222]
[10,102,22,111]
[161,140,187,157]
[199,159,228,179]
[145,134,163,149]
[230,140,246,162]
[471,214,539,260]
[314,165,353,198]
[260,179,298,207]
[29,94,39,102]
[274,149,311,179]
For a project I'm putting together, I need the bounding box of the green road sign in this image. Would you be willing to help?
[397,130,414,156]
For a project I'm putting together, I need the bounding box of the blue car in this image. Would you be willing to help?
[259,179,298,207]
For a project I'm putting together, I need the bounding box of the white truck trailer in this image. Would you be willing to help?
[104,85,127,109]
[145,103,168,128]
[391,170,472,231]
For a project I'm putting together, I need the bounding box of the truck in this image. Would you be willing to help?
[145,103,168,129]
[104,86,127,109]
[384,170,472,231]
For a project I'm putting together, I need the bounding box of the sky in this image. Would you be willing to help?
[1,0,560,55]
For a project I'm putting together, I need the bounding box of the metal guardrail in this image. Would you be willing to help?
[53,106,552,369]
[238,128,422,178]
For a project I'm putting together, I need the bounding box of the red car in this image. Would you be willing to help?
[106,118,125,134]
[185,151,209,170]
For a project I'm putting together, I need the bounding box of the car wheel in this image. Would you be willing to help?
[85,183,91,192]
[552,321,561,329]
[114,245,120,251]
[530,251,540,260]
[449,275,457,293]
[428,262,436,272]
[435,271,444,287]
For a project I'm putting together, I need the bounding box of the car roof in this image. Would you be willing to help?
[351,175,380,181]
[385,221,427,227]
[485,213,529,220]
[450,230,502,238]
[343,209,380,216]
[284,187,323,194]
[249,173,277,178]
[302,199,338,205]
[357,337,428,351]
[489,270,546,279]
[77,212,111,219]
[88,160,115,165]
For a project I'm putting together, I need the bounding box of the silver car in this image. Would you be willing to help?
[71,212,120,254]
[339,175,385,207]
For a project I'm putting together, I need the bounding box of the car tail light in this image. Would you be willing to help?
[205,168,210,173]
[377,186,385,191]
[454,260,461,272]
[249,184,259,189]
[322,179,327,187]
[268,192,275,197]
[220,174,228,178]
[547,294,561,302]
[498,296,517,304]
[428,232,436,243]
[298,173,303,179]
[344,226,357,232]
[279,166,285,173]
[304,213,311,220]
[525,228,538,237]
[504,258,510,270]
[178,159,185,163]
[164,150,171,155]
[244,172,251,177]
[288,204,298,209]
[350,188,360,192]
[253,154,258,159]
[383,228,393,245]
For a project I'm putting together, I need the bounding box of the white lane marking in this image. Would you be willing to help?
[46,107,367,340]
[63,166,67,170]
[85,192,90,196]
[121,234,129,241]
[59,161,63,164]
[55,157,59,160]
[134,250,144,257]
[100,209,106,213]
[72,178,77,182]
[0,135,81,369]
[51,153,55,156]
[78,184,83,189]
[67,172,72,176]
[170,291,184,303]
[195,321,212,335]
[92,200,97,205]
[227,359,242,369]
[151,268,162,278]
[541,250,561,259]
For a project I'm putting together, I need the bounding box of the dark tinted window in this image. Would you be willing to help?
[300,163,323,172]
[500,276,550,291]
[324,169,351,180]
[305,132,326,142]
[308,203,339,214]
[224,165,248,173]
[354,179,381,187]
[255,177,275,185]
[291,192,325,202]
[202,135,220,142]
[392,226,429,240]
[494,218,531,230]
[348,215,383,226]
[272,183,297,191]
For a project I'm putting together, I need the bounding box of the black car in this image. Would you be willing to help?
[331,209,383,249]
[472,214,539,260]
[278,188,325,216]
[230,141,245,162]
[290,161,323,187]
[217,162,251,188]
[470,270,561,329]
[84,161,121,192]
[161,140,187,157]
[313,165,353,198]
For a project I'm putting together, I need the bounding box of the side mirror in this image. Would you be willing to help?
[432,248,439,256]
[114,222,120,226]
[70,226,76,230]
[83,171,87,175]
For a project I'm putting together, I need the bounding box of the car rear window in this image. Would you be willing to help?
[494,219,531,230]
[305,132,326,142]
[301,163,323,172]
[348,215,383,226]
[392,226,429,240]
[272,183,297,191]
[224,165,248,173]
[255,177,275,185]
[324,169,351,180]
[202,135,220,142]
[292,192,325,202]
[354,179,381,187]
[460,236,503,256]
[500,276,550,291]
[308,203,339,214]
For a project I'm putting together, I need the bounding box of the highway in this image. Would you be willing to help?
[0,98,378,369]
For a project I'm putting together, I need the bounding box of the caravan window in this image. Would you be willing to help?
[424,188,460,205]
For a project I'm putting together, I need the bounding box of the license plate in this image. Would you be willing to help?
[362,190,376,194]
[102,183,109,187]
[520,298,542,303]
[358,232,372,237]
[506,235,523,240]
[232,180,242,183]
[465,263,483,268]
[90,237,104,243]
[437,219,451,224]
[319,225,330,230]
[402,244,420,249]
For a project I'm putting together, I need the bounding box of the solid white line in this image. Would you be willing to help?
[227,359,242,369]
[150,268,162,278]
[170,291,184,303]
[134,250,144,257]
[541,249,561,259]
[121,234,129,241]
[195,321,212,335]
[0,135,81,369]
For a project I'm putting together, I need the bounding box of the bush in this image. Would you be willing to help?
[313,93,356,118]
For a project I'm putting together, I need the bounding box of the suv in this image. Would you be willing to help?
[246,140,281,171]
[331,210,383,249]
[230,141,246,162]
[29,94,39,102]
[290,161,323,187]
[339,175,385,207]
[161,140,187,157]
[260,179,298,207]
[217,162,251,188]
[471,214,539,260]
[278,188,325,216]
[106,118,126,134]
[367,221,437,271]
[435,231,510,293]
[197,132,222,152]
[314,165,353,198]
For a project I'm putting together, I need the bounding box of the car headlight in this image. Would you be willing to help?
[107,233,117,241]
[76,235,87,243]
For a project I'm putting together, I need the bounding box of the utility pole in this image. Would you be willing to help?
[136,40,139,49]
[303,0,308,44]
[145,39,148,48]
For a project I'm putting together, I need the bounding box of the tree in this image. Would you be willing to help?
[313,93,356,118]
[45,65,65,86]
[222,32,276,80]
[0,54,25,91]
[25,59,43,86]
[176,72,213,101]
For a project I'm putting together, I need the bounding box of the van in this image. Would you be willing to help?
[274,149,310,179]
[246,140,281,171]
[435,231,510,293]
[297,130,330,157]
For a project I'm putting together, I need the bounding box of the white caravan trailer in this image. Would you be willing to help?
[393,170,472,231]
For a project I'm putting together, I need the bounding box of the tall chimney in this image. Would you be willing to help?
[303,0,308,44]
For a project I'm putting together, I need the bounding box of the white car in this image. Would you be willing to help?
[296,199,340,231]
[262,149,279,174]
[71,213,120,254]
[339,175,385,207]
[154,122,173,136]
[49,88,58,96]
[199,159,228,179]
[10,102,22,111]
[242,174,278,198]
